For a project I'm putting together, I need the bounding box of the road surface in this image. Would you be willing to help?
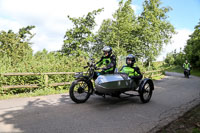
[0,72,200,133]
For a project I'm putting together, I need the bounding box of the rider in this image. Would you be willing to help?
[183,60,191,75]
[120,54,143,80]
[96,46,116,74]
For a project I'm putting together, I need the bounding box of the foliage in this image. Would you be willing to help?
[62,9,103,56]
[0,0,176,96]
[192,128,200,133]
[108,0,137,55]
[164,52,175,65]
[96,0,176,60]
[0,48,88,95]
[184,20,200,68]
[94,0,139,56]
[0,26,35,66]
[93,19,113,55]
[138,0,175,68]
[165,20,200,69]
[164,49,185,66]
[62,0,175,68]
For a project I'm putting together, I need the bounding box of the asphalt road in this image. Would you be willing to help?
[0,72,200,133]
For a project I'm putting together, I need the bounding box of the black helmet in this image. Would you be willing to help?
[102,46,112,56]
[126,54,136,66]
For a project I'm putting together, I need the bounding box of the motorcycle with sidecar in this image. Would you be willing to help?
[69,58,154,103]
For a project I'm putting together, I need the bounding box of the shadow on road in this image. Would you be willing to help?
[0,93,143,133]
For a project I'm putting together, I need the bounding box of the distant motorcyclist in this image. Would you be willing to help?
[96,46,116,74]
[120,54,142,80]
[183,60,191,75]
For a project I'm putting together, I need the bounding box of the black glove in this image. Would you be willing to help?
[130,76,137,79]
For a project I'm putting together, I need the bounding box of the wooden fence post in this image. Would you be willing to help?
[44,74,48,87]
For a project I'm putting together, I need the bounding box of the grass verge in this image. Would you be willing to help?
[156,104,200,133]
[0,86,69,100]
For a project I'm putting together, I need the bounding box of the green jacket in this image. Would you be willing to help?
[96,54,116,73]
[183,63,190,70]
[120,65,142,80]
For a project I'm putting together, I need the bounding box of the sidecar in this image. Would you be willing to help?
[94,73,154,103]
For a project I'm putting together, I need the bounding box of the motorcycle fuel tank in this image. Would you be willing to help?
[95,74,132,93]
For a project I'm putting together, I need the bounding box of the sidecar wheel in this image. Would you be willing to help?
[69,79,91,103]
[139,80,153,103]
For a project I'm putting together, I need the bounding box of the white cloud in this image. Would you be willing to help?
[0,18,22,32]
[0,0,120,53]
[157,29,193,61]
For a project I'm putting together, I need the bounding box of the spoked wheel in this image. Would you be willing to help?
[69,79,91,103]
[139,80,153,103]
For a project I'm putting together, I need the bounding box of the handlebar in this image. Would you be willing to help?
[83,59,102,71]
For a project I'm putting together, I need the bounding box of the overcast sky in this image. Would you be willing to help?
[0,0,200,61]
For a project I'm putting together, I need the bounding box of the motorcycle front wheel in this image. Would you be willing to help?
[69,79,91,103]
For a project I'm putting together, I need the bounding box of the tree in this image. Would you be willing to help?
[62,0,175,69]
[165,52,175,66]
[0,26,35,65]
[62,9,103,56]
[95,0,137,56]
[138,0,175,68]
[93,19,113,55]
[111,0,137,52]
[184,20,200,67]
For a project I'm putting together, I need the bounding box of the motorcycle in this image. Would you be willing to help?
[69,58,154,104]
[184,69,190,78]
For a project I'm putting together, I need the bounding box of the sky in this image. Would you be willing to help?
[0,0,200,61]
